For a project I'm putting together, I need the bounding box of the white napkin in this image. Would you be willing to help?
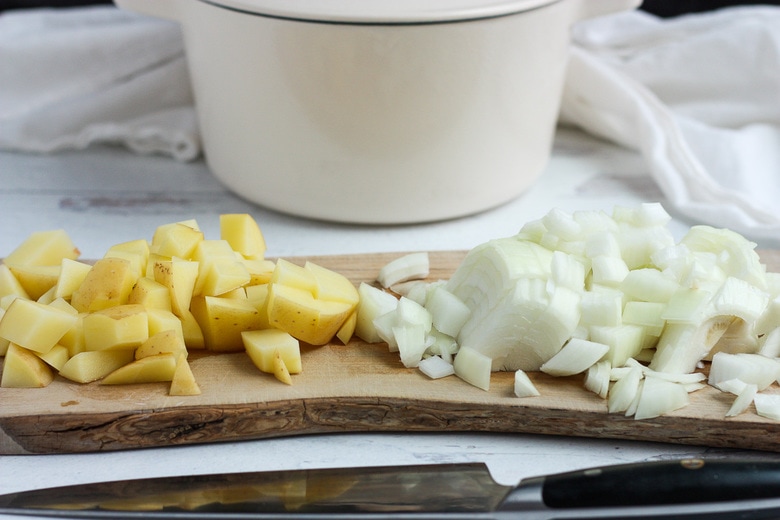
[562,6,780,243]
[0,6,199,161]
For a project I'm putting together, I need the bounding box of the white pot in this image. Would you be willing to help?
[115,0,639,224]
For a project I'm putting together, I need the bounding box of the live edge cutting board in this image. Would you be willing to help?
[2,250,780,455]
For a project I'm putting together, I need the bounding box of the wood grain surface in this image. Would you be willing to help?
[2,250,780,455]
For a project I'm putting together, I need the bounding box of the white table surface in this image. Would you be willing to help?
[2,126,779,517]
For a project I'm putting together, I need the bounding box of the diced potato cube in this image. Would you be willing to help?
[169,353,201,396]
[35,285,57,305]
[83,304,149,351]
[220,287,247,299]
[266,283,354,345]
[0,264,29,300]
[273,349,293,385]
[304,261,359,306]
[242,329,302,374]
[105,239,150,276]
[151,222,203,259]
[135,330,187,360]
[8,264,60,301]
[195,256,251,297]
[152,257,199,317]
[245,284,271,329]
[179,310,205,350]
[270,259,317,293]
[48,297,78,315]
[103,250,147,279]
[101,353,177,385]
[146,309,185,343]
[59,350,135,383]
[59,313,86,357]
[127,276,172,311]
[0,298,77,353]
[190,296,264,352]
[335,311,357,345]
[3,229,79,267]
[1,343,54,388]
[71,257,137,312]
[53,259,93,300]
[36,344,70,371]
[220,213,266,259]
[242,259,275,286]
[0,308,7,356]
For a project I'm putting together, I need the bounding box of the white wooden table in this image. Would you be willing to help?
[1,126,778,518]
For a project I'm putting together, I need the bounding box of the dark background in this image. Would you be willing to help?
[1,1,780,15]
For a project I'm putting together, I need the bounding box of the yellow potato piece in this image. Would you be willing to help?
[196,256,251,297]
[146,309,185,344]
[245,284,271,330]
[270,259,317,293]
[304,261,359,306]
[0,308,7,356]
[0,264,30,300]
[36,344,70,371]
[242,328,301,374]
[273,349,293,385]
[266,283,354,345]
[53,259,92,300]
[59,313,86,357]
[335,311,357,345]
[190,295,264,352]
[152,257,199,317]
[3,229,79,267]
[0,298,77,353]
[1,343,54,388]
[220,213,267,260]
[83,304,149,351]
[48,297,78,315]
[59,350,135,383]
[8,264,60,301]
[105,239,150,277]
[179,310,205,350]
[135,330,187,360]
[240,259,274,287]
[103,250,147,280]
[127,276,172,312]
[151,221,204,259]
[71,257,137,312]
[101,353,177,385]
[169,353,201,396]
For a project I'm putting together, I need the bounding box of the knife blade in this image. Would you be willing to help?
[1,458,780,519]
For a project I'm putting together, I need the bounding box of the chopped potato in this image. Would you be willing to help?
[0,298,77,354]
[1,343,54,388]
[0,213,358,395]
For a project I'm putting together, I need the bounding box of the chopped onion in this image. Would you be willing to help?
[633,376,689,420]
[377,252,429,288]
[540,338,609,377]
[453,346,491,391]
[514,370,540,398]
[418,355,454,379]
[726,383,757,417]
[754,393,780,421]
[708,352,780,391]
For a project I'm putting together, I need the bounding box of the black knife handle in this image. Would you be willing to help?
[540,458,780,509]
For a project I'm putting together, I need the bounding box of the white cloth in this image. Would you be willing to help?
[1,6,780,242]
[563,6,780,243]
[0,6,198,161]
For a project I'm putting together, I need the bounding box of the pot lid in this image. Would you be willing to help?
[202,0,561,24]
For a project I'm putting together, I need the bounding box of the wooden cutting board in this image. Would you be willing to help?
[2,250,780,455]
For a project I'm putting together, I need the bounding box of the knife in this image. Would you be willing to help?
[1,458,780,519]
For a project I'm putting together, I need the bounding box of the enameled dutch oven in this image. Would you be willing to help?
[114,0,640,223]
